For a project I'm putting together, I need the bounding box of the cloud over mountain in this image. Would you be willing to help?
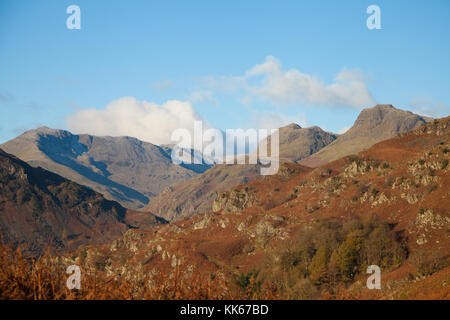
[205,56,375,108]
[67,97,208,146]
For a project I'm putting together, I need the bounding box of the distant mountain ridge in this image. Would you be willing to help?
[1,104,431,217]
[1,127,210,209]
[145,104,433,221]
[145,123,338,221]
[299,104,432,167]
[258,123,337,163]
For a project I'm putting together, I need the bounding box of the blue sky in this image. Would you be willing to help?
[0,0,449,144]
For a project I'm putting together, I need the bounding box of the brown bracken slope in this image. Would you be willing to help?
[145,124,337,222]
[70,116,449,299]
[0,149,166,255]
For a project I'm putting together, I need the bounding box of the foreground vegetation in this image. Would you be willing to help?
[1,216,447,300]
[0,244,278,300]
[258,217,407,299]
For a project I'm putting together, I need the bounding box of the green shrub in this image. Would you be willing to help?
[334,230,364,281]
[234,269,261,296]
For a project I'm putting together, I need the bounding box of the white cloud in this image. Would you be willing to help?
[338,126,351,134]
[67,97,209,146]
[205,56,375,109]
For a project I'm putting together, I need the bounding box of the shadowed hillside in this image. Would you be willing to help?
[1,127,210,209]
[0,149,166,255]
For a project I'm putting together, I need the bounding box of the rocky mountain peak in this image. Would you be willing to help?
[282,123,302,130]
[351,104,429,134]
[299,104,432,167]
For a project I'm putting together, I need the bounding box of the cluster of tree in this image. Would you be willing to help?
[269,216,406,296]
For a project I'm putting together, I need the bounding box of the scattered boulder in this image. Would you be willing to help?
[212,189,256,213]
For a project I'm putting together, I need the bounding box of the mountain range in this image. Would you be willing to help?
[145,123,337,221]
[299,104,431,167]
[0,104,434,224]
[1,127,210,209]
[145,104,431,221]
